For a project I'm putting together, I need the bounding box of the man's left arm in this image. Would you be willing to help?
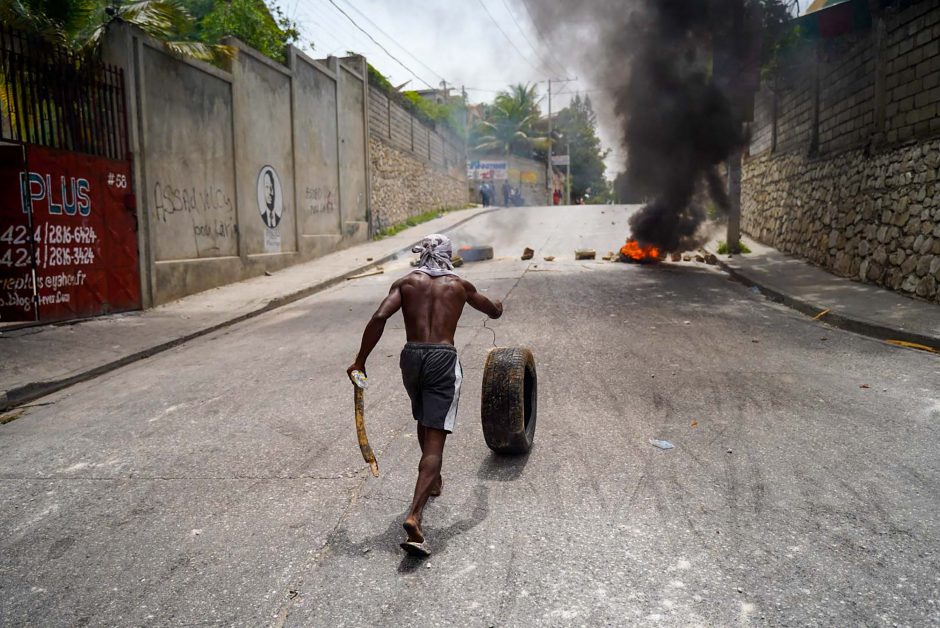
[347,281,403,381]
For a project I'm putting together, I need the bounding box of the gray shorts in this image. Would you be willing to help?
[400,342,463,433]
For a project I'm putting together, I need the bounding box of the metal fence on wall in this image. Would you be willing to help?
[0,23,128,161]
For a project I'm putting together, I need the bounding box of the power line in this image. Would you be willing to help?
[325,0,437,89]
[296,4,376,56]
[337,0,449,86]
[474,0,542,75]
[516,0,571,75]
[498,0,563,76]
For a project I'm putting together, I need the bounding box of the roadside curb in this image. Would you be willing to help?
[0,207,499,413]
[708,249,940,352]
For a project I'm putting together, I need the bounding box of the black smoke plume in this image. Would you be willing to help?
[518,0,784,251]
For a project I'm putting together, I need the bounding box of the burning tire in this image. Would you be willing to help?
[481,347,537,455]
[458,245,494,262]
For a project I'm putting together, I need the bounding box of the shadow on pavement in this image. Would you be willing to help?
[323,484,491,573]
[476,449,531,482]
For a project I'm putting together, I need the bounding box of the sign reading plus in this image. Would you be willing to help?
[0,146,141,323]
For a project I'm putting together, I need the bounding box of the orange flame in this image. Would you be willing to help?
[620,239,661,262]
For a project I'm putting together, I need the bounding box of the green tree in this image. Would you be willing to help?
[472,82,547,159]
[553,94,609,202]
[188,0,299,63]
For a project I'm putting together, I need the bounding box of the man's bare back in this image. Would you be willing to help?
[400,272,502,344]
[346,269,502,378]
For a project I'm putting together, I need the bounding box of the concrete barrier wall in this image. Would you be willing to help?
[140,45,237,263]
[102,24,372,306]
[292,51,341,255]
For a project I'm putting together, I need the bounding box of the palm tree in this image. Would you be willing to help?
[0,0,232,62]
[473,82,548,159]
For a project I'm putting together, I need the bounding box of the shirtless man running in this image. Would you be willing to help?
[347,234,503,557]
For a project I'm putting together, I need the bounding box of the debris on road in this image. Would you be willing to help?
[346,268,384,280]
[812,308,831,320]
[458,245,495,262]
[264,271,273,276]
[543,255,555,262]
[575,249,597,260]
[670,252,682,262]
[694,254,705,263]
[521,247,535,260]
[451,255,464,267]
[682,254,692,261]
[859,384,870,389]
[691,420,699,428]
[0,409,25,425]
[884,339,937,353]
[704,253,718,265]
[649,439,675,450]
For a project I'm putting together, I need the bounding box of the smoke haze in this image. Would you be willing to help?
[519,0,758,251]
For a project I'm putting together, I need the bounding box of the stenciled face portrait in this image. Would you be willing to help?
[257,166,282,229]
[264,171,275,212]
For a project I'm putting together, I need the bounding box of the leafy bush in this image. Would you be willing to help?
[716,240,751,254]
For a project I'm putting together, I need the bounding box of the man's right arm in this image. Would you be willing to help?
[463,279,503,319]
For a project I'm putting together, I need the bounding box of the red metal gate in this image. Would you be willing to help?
[0,24,140,323]
[0,146,140,322]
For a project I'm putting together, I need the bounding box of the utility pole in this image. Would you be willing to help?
[543,77,576,206]
[727,151,742,250]
[547,79,553,204]
[565,139,571,206]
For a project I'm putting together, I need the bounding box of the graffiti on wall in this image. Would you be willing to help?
[305,186,336,215]
[152,181,237,255]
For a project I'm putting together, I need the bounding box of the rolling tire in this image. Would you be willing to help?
[481,347,537,455]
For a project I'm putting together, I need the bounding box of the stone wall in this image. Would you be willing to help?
[367,86,467,230]
[742,141,940,302]
[369,137,467,230]
[742,0,940,304]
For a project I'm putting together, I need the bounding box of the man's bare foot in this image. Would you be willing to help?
[402,516,424,543]
[430,476,443,497]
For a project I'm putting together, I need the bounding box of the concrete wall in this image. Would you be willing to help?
[742,0,940,304]
[102,24,371,305]
[366,85,468,230]
[292,51,340,255]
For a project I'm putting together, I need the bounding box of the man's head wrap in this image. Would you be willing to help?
[412,234,457,277]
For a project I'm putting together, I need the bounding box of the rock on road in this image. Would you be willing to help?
[0,206,937,626]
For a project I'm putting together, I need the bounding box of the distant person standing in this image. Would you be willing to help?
[502,181,511,207]
[553,188,561,205]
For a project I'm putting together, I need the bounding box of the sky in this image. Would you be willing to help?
[287,0,813,178]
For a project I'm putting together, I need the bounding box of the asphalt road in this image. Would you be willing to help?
[1,206,938,626]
